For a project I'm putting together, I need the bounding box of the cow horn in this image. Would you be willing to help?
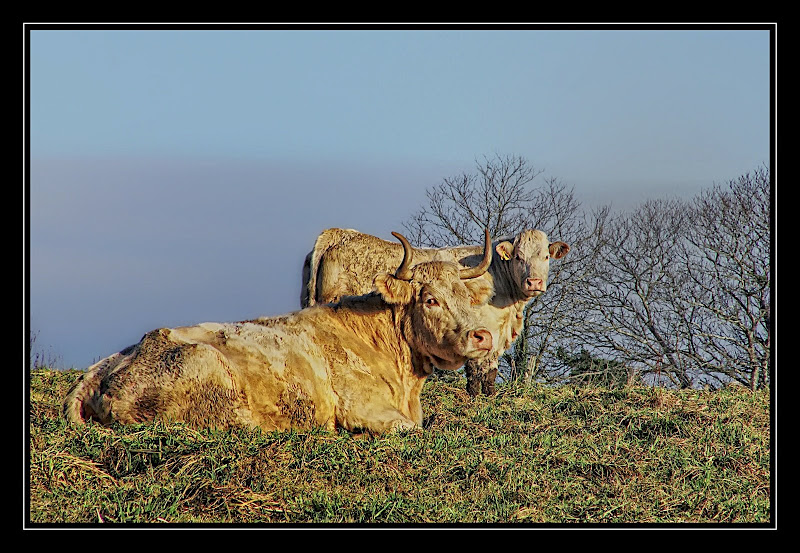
[460,228,493,279]
[391,231,414,281]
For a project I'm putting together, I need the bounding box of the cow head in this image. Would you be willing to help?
[374,230,495,371]
[495,230,570,299]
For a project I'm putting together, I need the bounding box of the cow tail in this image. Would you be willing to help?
[300,251,314,307]
[62,371,93,424]
[303,230,336,307]
[303,247,322,308]
[62,354,117,424]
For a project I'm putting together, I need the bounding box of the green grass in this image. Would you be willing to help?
[27,368,771,526]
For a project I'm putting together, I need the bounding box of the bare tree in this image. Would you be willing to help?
[403,154,597,388]
[680,166,771,390]
[404,153,548,246]
[572,199,696,387]
[567,167,771,390]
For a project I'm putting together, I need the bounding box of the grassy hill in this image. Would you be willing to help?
[27,368,771,526]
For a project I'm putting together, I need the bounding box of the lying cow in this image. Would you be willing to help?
[63,231,495,434]
[301,228,569,395]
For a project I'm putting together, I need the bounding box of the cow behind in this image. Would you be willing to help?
[63,232,495,435]
[301,228,570,395]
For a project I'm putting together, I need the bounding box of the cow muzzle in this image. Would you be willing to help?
[524,277,546,295]
[467,329,493,353]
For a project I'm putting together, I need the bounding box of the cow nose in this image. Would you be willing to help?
[526,278,544,291]
[469,329,493,351]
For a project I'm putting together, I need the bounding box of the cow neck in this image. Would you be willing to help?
[325,292,415,372]
[485,262,528,308]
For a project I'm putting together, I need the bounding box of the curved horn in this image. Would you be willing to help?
[460,228,493,279]
[391,231,414,281]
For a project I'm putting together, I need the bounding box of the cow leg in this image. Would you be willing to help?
[476,353,500,396]
[481,365,498,396]
[364,410,419,434]
[338,405,420,435]
[463,360,482,397]
[464,354,500,397]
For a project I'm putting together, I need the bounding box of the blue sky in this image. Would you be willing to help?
[26,26,773,369]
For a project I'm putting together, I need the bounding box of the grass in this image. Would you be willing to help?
[27,368,771,526]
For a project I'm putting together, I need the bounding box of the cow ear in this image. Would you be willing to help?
[549,241,570,260]
[465,278,494,306]
[495,241,514,261]
[374,273,414,305]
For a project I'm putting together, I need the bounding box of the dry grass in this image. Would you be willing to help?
[27,368,772,526]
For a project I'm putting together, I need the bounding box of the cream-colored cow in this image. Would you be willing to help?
[301,228,569,395]
[64,232,495,434]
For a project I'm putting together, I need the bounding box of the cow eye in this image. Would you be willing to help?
[425,296,439,307]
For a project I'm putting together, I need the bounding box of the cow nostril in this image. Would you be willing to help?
[469,329,493,350]
[526,278,544,290]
